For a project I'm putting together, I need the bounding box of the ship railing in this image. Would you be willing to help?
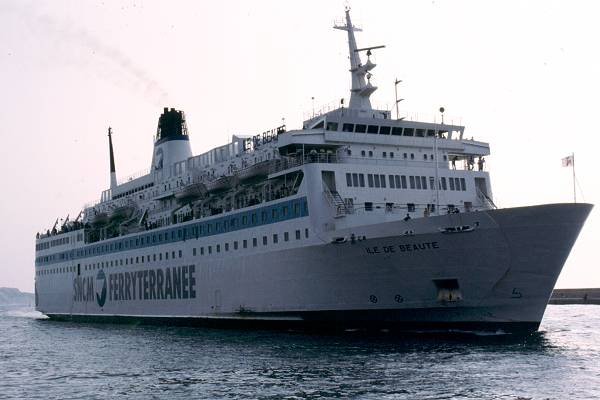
[269,154,340,174]
[117,168,151,185]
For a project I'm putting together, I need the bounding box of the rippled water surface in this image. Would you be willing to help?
[1,305,600,399]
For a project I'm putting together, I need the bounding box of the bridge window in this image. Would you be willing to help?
[326,122,338,131]
[416,128,425,137]
[380,126,391,135]
[392,127,403,135]
[355,124,367,133]
[367,125,379,134]
[342,123,354,132]
[404,128,414,136]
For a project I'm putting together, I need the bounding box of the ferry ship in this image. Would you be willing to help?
[34,9,592,333]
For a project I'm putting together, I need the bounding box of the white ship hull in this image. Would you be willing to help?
[36,203,591,333]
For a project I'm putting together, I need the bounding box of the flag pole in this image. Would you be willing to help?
[572,152,576,203]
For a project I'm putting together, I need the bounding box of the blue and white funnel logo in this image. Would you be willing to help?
[95,270,107,308]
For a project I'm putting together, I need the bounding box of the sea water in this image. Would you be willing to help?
[0,305,599,399]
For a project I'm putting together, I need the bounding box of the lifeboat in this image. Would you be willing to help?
[206,175,239,193]
[175,182,208,203]
[237,160,274,182]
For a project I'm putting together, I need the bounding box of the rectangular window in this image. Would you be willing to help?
[178,250,182,258]
[253,238,257,247]
[395,175,401,189]
[389,175,395,188]
[379,126,391,135]
[401,175,407,189]
[243,239,247,249]
[242,215,248,225]
[216,244,220,253]
[284,232,289,242]
[263,236,267,246]
[365,202,373,211]
[359,174,365,187]
[159,253,162,261]
[251,214,257,224]
[391,127,403,136]
[449,177,455,190]
[271,208,278,219]
[374,174,380,188]
[193,248,197,256]
[295,230,301,240]
[441,177,447,190]
[367,174,374,187]
[404,128,414,136]
[410,176,416,189]
[208,246,212,254]
[166,252,169,260]
[380,174,386,188]
[326,122,338,131]
[200,247,204,255]
[407,203,415,212]
[460,178,466,191]
[346,173,352,187]
[305,228,309,238]
[455,178,461,191]
[273,234,278,244]
[352,173,359,187]
[421,176,427,189]
[355,124,367,133]
[225,243,229,251]
[342,123,354,132]
[234,241,238,250]
[415,176,421,189]
[367,125,379,134]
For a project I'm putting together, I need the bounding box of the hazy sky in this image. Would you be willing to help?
[1,0,599,292]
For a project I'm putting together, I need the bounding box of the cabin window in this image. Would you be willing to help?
[404,128,414,136]
[401,175,407,188]
[359,174,365,187]
[374,174,380,188]
[367,125,379,134]
[389,175,395,188]
[253,238,258,247]
[365,202,373,211]
[282,206,289,216]
[208,246,212,254]
[441,177,447,190]
[251,214,257,224]
[410,153,414,160]
[352,173,359,187]
[383,151,387,158]
[380,174,386,188]
[368,151,373,157]
[415,176,422,189]
[284,232,289,241]
[361,150,366,157]
[395,175,401,188]
[455,178,461,191]
[273,234,278,244]
[326,122,338,131]
[355,124,367,133]
[347,149,352,156]
[416,128,425,137]
[403,153,407,159]
[295,230,301,240]
[409,176,416,189]
[242,215,248,225]
[367,174,374,187]
[380,126,391,135]
[407,203,416,212]
[392,127,403,135]
[423,154,427,160]
[342,123,354,132]
[193,248,197,256]
[421,176,427,189]
[449,178,455,190]
[234,241,238,250]
[243,240,247,249]
[427,129,436,137]
[271,208,278,219]
[225,243,229,251]
[390,152,394,158]
[460,178,466,191]
[305,229,309,238]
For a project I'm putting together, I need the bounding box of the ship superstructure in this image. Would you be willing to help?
[34,9,592,333]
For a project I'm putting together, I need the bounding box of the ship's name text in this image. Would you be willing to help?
[365,242,439,255]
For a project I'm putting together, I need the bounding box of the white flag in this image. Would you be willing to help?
[562,155,574,167]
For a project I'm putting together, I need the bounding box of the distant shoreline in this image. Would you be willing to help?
[550,288,600,305]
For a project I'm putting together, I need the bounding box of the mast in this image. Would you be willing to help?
[334,8,378,111]
[108,127,117,190]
